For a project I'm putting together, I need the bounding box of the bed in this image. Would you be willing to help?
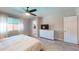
[0,34,46,51]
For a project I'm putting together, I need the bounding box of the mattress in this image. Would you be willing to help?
[0,34,45,51]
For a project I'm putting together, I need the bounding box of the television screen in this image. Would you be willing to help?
[41,24,49,29]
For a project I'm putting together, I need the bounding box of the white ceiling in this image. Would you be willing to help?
[0,7,77,17]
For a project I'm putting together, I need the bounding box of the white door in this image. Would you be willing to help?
[64,16,78,44]
[32,20,38,37]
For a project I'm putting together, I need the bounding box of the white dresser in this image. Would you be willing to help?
[39,30,54,40]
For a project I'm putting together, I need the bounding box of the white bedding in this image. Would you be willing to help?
[0,34,45,51]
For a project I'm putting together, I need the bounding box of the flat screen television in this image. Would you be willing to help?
[41,24,49,30]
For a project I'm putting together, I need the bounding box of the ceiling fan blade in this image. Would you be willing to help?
[30,13,37,16]
[29,9,37,12]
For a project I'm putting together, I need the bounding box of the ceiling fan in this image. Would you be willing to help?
[23,7,37,16]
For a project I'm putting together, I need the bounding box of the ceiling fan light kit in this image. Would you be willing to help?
[25,13,31,16]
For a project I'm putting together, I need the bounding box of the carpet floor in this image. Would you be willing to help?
[39,38,79,51]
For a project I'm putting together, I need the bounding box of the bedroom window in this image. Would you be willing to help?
[7,18,24,32]
[0,17,24,35]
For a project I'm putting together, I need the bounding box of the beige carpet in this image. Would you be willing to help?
[39,38,79,51]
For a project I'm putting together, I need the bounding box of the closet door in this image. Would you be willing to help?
[64,16,78,44]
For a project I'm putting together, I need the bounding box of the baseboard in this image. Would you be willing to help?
[40,37,54,41]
